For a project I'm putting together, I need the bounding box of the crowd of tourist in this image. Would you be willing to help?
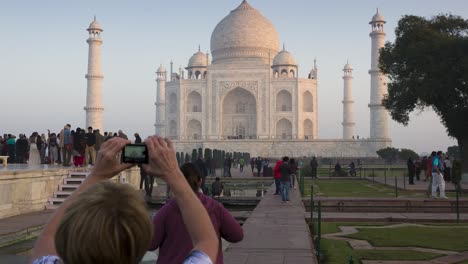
[0,125,140,167]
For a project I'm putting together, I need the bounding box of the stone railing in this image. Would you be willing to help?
[0,166,142,220]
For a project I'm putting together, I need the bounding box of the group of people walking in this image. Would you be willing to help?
[407,151,450,199]
[273,157,298,203]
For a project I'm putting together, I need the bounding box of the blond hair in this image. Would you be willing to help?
[55,181,152,264]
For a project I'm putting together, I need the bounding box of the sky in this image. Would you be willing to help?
[0,0,464,154]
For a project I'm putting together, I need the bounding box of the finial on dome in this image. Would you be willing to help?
[198,45,201,52]
[376,8,379,14]
[283,43,285,51]
[314,57,317,69]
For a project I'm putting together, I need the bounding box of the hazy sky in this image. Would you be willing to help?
[1,0,464,153]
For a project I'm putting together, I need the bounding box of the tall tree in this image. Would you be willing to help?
[377,147,400,164]
[399,148,419,161]
[379,14,468,177]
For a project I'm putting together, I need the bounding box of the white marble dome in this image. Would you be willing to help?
[210,0,280,63]
[273,47,296,66]
[188,49,207,68]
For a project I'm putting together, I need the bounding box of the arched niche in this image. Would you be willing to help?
[304,119,313,139]
[169,93,178,113]
[276,90,292,112]
[276,118,292,139]
[187,119,201,140]
[222,87,256,139]
[303,91,313,112]
[187,91,202,112]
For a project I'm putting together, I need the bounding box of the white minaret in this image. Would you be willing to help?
[84,17,104,132]
[342,61,355,139]
[369,9,389,139]
[155,64,167,136]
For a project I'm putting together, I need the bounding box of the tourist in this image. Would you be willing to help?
[443,156,451,182]
[37,133,49,164]
[431,151,447,199]
[118,129,128,140]
[83,127,96,166]
[407,157,415,185]
[6,134,16,163]
[425,154,433,182]
[72,128,86,167]
[421,156,427,181]
[273,159,282,195]
[28,132,41,165]
[310,157,318,178]
[94,129,103,153]
[211,177,224,197]
[227,156,232,177]
[414,158,422,181]
[150,162,243,264]
[59,124,72,166]
[279,157,292,202]
[47,133,59,164]
[334,161,342,176]
[134,132,142,143]
[255,157,262,177]
[239,156,245,172]
[262,158,269,177]
[16,134,29,164]
[31,136,219,264]
[349,161,356,177]
[195,156,208,191]
[250,157,255,174]
[223,157,229,177]
[289,158,297,189]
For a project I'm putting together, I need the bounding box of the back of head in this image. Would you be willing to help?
[55,181,152,264]
[282,156,289,162]
[180,162,201,193]
[289,158,296,165]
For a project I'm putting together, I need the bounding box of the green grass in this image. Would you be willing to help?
[346,225,468,251]
[303,179,424,198]
[320,239,443,264]
[310,222,390,235]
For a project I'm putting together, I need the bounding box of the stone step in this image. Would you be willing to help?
[54,191,72,198]
[49,197,66,205]
[59,184,80,191]
[64,178,85,184]
[69,172,89,178]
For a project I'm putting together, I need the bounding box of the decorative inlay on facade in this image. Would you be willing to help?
[219,81,258,98]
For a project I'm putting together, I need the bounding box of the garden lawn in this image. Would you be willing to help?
[320,239,443,264]
[346,225,468,251]
[310,222,390,235]
[303,179,424,197]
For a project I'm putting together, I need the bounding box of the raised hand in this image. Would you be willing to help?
[91,137,134,180]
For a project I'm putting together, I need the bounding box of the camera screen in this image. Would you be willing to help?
[122,144,148,163]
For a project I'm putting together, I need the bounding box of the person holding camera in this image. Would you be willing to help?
[31,136,219,264]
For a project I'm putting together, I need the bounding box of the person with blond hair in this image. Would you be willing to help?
[31,136,219,264]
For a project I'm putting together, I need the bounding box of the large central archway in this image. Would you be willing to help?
[222,87,257,139]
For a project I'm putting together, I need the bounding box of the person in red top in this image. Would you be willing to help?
[149,162,244,264]
[273,160,282,195]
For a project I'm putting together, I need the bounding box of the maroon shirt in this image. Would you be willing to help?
[149,192,244,264]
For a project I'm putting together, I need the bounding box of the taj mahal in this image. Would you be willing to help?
[84,0,392,157]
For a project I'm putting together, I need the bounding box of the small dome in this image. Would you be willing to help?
[157,64,166,73]
[344,62,352,70]
[273,47,296,66]
[187,49,207,68]
[370,8,385,24]
[88,17,102,31]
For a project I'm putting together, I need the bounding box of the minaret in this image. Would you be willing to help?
[84,17,104,132]
[369,9,388,139]
[342,61,355,139]
[155,64,167,136]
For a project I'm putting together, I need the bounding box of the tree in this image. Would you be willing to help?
[399,148,419,161]
[377,147,400,164]
[447,145,460,160]
[379,14,468,176]
[191,149,197,162]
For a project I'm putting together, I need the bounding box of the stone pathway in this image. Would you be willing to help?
[224,183,316,264]
[323,223,468,263]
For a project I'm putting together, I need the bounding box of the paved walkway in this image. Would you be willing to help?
[224,184,316,264]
